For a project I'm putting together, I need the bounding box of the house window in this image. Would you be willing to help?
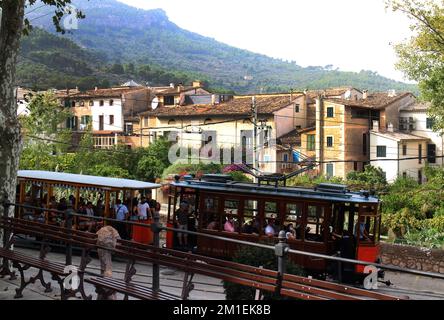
[109,115,114,125]
[109,99,114,106]
[376,146,387,158]
[419,144,422,164]
[307,134,315,151]
[66,116,78,130]
[89,100,94,106]
[283,153,289,163]
[125,123,133,135]
[99,100,104,107]
[143,117,149,127]
[402,144,407,156]
[71,101,76,108]
[427,144,436,164]
[326,107,334,118]
[79,116,91,130]
[326,136,334,148]
[164,96,175,105]
[354,162,358,171]
[326,163,334,177]
[426,118,434,129]
[295,104,300,113]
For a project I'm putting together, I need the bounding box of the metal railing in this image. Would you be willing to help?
[2,200,444,296]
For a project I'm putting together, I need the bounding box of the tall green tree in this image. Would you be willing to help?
[19,91,72,171]
[387,0,444,130]
[0,0,85,238]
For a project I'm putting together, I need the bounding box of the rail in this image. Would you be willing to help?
[2,200,444,296]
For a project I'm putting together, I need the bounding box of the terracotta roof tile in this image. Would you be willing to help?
[140,94,301,118]
[326,92,414,109]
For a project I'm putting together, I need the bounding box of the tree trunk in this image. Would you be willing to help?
[0,0,25,246]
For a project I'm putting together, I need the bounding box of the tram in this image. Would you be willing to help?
[15,170,160,239]
[166,174,382,278]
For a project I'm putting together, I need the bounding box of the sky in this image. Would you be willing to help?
[118,0,414,82]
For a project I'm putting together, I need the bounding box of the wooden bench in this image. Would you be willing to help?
[0,216,97,300]
[85,239,279,300]
[280,273,402,300]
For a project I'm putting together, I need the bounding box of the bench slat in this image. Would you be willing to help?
[85,277,180,300]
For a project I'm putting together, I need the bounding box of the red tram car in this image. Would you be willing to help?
[166,174,382,278]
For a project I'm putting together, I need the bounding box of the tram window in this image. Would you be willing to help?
[264,202,279,237]
[202,196,220,231]
[241,200,259,235]
[306,205,325,242]
[284,203,303,240]
[223,199,240,233]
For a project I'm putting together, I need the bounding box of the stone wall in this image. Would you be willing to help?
[380,242,444,274]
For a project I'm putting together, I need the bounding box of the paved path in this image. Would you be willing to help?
[0,248,226,300]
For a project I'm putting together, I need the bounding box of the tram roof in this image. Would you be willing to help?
[172,180,379,204]
[18,170,161,191]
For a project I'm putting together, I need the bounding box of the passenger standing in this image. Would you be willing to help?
[114,199,129,239]
[175,202,189,248]
[137,197,150,220]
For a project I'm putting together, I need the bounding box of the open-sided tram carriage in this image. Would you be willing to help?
[167,174,382,279]
[15,170,160,241]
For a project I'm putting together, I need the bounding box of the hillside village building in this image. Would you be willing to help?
[139,93,307,173]
[292,90,416,179]
[370,102,444,183]
[58,82,208,149]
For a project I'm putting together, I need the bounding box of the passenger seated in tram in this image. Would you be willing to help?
[224,217,236,233]
[207,220,219,230]
[78,202,98,232]
[265,219,277,237]
[285,223,297,240]
[354,216,371,241]
[241,219,254,234]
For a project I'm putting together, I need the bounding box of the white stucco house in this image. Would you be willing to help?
[370,121,430,183]
[399,102,444,167]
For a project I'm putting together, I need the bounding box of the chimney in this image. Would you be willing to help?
[363,90,368,99]
[94,87,98,91]
[388,89,396,97]
[372,120,379,132]
[177,82,184,93]
[211,94,216,105]
[193,81,202,88]
[170,83,175,88]
[387,122,394,132]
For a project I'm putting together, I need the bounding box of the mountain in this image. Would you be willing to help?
[24,0,417,94]
[17,28,205,91]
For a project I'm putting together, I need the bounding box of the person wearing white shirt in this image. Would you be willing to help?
[137,197,150,219]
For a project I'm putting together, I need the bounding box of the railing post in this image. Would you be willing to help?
[275,231,289,292]
[151,210,162,292]
[65,207,74,266]
[337,251,343,283]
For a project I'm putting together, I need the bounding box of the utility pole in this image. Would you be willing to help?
[251,96,258,183]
